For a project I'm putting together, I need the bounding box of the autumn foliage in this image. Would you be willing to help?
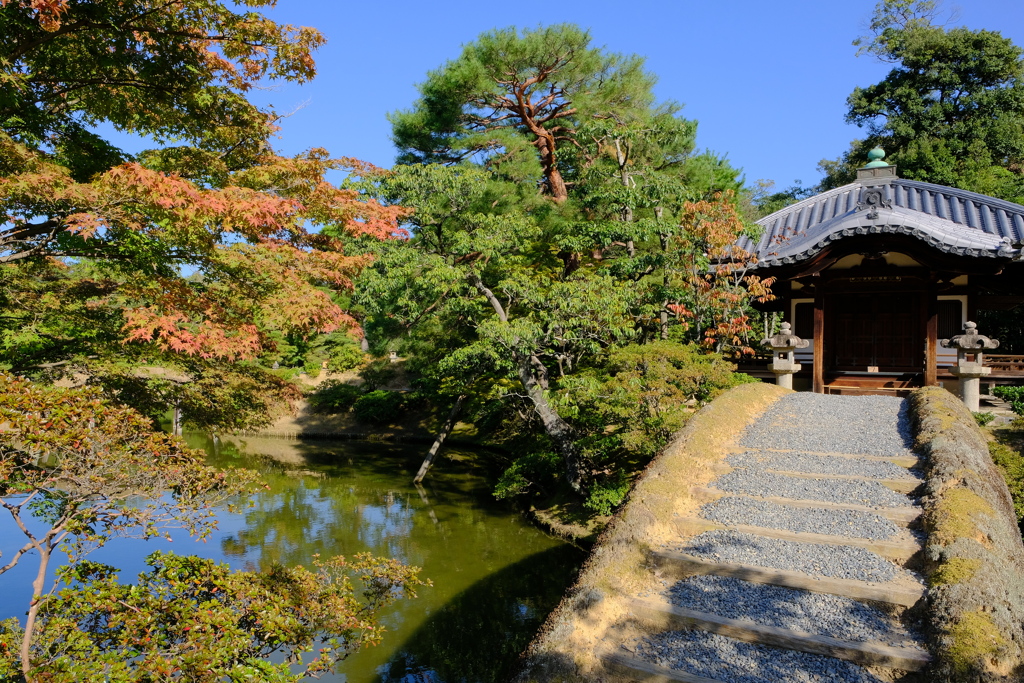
[0,0,408,395]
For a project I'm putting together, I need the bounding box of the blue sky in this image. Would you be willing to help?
[241,1,1024,191]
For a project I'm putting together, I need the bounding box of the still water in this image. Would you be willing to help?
[0,435,584,682]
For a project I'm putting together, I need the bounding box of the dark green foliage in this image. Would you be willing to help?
[989,441,1024,529]
[389,24,656,201]
[583,473,632,516]
[977,307,1024,355]
[494,450,563,501]
[352,390,407,425]
[370,24,764,499]
[307,380,363,414]
[974,412,996,426]
[992,385,1024,416]
[358,359,400,391]
[495,342,753,510]
[820,0,1024,202]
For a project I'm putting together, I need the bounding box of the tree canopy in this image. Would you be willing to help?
[0,2,424,679]
[0,0,404,431]
[820,0,1024,202]
[390,24,656,202]
[366,24,767,502]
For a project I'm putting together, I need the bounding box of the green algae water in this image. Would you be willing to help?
[0,435,584,682]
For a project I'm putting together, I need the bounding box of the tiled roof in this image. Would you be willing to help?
[740,178,1024,268]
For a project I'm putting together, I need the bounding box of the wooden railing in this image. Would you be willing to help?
[984,355,1024,374]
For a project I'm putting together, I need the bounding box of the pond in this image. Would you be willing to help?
[0,435,585,682]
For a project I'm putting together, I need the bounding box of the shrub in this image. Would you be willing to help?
[494,450,562,500]
[491,341,756,510]
[584,473,631,515]
[307,380,363,414]
[974,411,996,426]
[992,385,1024,415]
[359,359,399,391]
[352,390,406,424]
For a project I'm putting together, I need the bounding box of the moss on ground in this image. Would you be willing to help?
[988,440,1024,530]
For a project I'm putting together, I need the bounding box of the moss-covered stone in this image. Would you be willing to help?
[927,487,995,547]
[946,611,1009,676]
[928,557,983,587]
[910,386,1024,682]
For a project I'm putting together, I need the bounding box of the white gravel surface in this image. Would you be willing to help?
[714,469,913,508]
[635,630,887,683]
[740,394,914,456]
[666,576,923,647]
[699,497,902,540]
[677,530,907,583]
[726,451,921,481]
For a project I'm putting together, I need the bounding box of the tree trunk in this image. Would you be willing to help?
[516,354,584,492]
[21,547,49,681]
[536,136,568,203]
[413,394,466,484]
[172,401,182,436]
[468,271,583,491]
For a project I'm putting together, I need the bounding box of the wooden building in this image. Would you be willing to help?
[739,151,1024,394]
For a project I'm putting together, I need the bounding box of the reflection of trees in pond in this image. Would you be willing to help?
[376,544,584,683]
[179,433,584,683]
[193,436,525,573]
[216,470,421,569]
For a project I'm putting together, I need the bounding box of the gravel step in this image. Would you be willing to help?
[601,650,726,683]
[699,496,903,541]
[746,448,919,468]
[674,516,919,561]
[633,630,889,683]
[627,595,929,671]
[726,451,921,481]
[663,576,923,650]
[714,470,913,508]
[740,393,913,457]
[676,531,906,583]
[651,550,925,607]
[694,487,921,525]
[753,470,920,494]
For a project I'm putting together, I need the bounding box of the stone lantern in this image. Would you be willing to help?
[762,322,809,389]
[940,321,1000,412]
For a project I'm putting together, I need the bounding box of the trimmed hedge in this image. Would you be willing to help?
[910,387,1024,682]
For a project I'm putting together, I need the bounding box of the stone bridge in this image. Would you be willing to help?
[515,383,1024,683]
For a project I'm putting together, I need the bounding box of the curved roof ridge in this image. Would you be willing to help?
[894,178,1024,216]
[754,182,860,230]
[742,176,1024,268]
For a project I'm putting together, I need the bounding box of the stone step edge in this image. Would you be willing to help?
[693,486,922,524]
[599,649,725,683]
[651,549,925,607]
[742,447,920,467]
[673,516,920,560]
[626,596,931,671]
[758,468,922,493]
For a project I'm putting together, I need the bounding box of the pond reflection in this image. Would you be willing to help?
[0,434,583,683]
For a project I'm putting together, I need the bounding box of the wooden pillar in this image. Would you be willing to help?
[813,284,825,394]
[924,288,938,386]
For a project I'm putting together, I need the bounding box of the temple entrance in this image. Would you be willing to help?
[827,292,923,374]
